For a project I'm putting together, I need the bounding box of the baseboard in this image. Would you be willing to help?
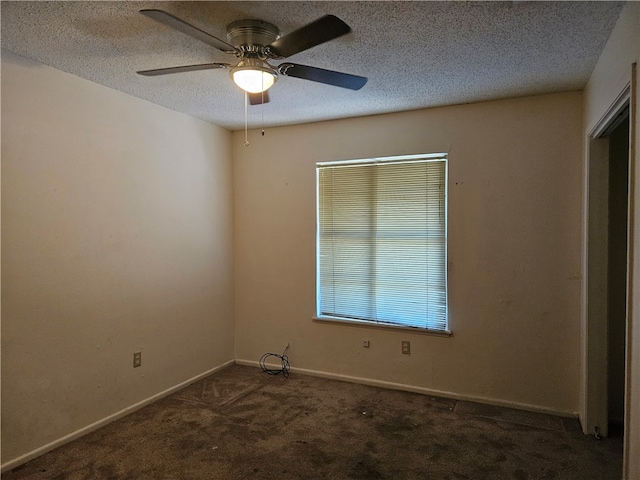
[1,359,235,474]
[236,358,578,419]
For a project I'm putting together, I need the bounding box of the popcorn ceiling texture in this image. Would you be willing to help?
[0,1,624,130]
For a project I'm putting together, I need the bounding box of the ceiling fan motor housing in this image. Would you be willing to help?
[226,19,280,55]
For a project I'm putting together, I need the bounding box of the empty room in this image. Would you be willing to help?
[2,1,639,479]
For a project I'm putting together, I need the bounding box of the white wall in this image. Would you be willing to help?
[1,52,235,467]
[233,91,584,416]
[583,3,640,478]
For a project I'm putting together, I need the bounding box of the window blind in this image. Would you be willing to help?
[317,156,448,331]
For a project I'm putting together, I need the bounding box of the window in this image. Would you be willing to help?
[316,154,448,333]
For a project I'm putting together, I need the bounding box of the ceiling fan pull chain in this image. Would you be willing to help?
[244,91,250,147]
[261,80,265,137]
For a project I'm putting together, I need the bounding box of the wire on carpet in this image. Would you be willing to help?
[259,344,290,378]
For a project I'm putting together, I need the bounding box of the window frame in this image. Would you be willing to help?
[314,153,451,336]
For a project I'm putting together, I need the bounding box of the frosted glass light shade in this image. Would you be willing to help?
[231,67,276,93]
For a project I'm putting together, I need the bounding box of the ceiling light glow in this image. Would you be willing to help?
[231,59,277,93]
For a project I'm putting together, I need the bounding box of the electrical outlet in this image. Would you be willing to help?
[363,340,370,348]
[402,341,411,354]
[133,351,142,368]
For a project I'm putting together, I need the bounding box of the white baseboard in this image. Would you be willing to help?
[236,358,578,419]
[1,359,235,474]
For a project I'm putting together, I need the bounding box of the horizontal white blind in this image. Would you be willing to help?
[317,157,447,331]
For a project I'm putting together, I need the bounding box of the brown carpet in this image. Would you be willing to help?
[3,364,622,479]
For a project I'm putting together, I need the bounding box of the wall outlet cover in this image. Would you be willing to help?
[133,351,142,368]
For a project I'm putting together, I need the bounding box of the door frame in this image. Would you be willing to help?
[583,83,630,440]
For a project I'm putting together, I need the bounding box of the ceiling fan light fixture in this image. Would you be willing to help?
[231,58,277,93]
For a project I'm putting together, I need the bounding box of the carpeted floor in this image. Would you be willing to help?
[3,364,622,479]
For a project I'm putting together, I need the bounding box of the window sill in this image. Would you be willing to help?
[313,316,452,337]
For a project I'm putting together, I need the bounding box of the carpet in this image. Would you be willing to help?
[3,364,622,479]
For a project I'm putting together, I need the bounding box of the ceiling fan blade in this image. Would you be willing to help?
[137,63,229,76]
[140,9,236,53]
[278,63,367,90]
[267,15,351,58]
[248,91,270,105]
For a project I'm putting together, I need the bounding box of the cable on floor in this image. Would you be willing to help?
[259,344,290,378]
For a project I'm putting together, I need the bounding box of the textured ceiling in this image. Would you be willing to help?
[1,1,624,131]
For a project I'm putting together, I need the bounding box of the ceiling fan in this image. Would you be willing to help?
[137,9,368,105]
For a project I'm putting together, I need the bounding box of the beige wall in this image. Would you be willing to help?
[1,53,235,466]
[582,3,640,478]
[233,91,584,416]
